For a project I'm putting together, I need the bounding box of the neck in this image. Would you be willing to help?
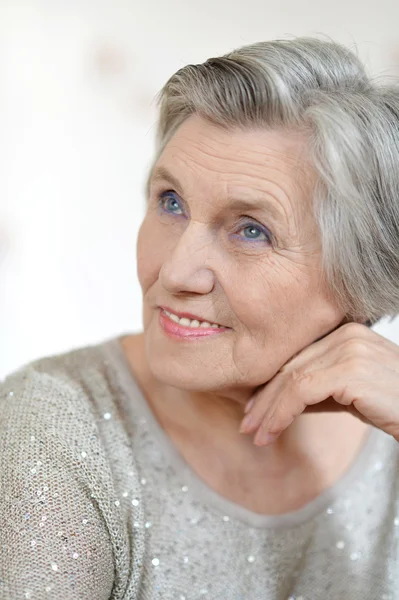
[121,332,371,481]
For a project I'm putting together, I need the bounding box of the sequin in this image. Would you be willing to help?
[103,412,112,420]
[24,592,31,599]
[31,540,36,547]
[5,338,397,599]
[9,391,14,397]
[30,468,37,474]
[374,461,383,471]
[30,435,35,442]
[350,552,360,561]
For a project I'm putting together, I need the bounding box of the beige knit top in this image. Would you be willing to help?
[1,333,399,600]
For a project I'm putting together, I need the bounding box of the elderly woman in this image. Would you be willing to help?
[1,36,399,600]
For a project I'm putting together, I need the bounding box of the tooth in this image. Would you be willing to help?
[190,320,200,328]
[200,321,211,328]
[179,317,191,326]
[169,313,180,323]
[210,324,219,328]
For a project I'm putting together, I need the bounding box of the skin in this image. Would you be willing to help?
[122,114,371,514]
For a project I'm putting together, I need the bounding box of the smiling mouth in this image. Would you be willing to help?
[159,307,229,339]
[162,308,222,329]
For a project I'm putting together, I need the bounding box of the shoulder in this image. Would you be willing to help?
[0,342,118,487]
[0,336,124,430]
[0,337,145,511]
[1,345,100,438]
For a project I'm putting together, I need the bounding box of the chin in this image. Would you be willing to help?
[146,357,220,391]
[144,327,225,391]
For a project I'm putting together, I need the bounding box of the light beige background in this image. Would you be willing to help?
[1,0,399,379]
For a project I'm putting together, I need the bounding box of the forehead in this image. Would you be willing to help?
[158,115,312,182]
[150,116,317,234]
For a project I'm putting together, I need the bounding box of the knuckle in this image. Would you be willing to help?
[341,339,370,358]
[289,368,312,388]
[344,356,369,375]
[341,322,368,338]
[267,415,282,434]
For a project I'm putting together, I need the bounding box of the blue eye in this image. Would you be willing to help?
[159,192,184,215]
[237,223,272,244]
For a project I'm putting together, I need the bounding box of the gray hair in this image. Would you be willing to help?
[147,37,399,327]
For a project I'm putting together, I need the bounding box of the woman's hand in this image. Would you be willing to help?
[239,322,399,446]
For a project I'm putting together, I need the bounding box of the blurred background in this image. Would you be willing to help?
[1,0,399,379]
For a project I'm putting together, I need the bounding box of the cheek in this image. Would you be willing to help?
[136,217,165,290]
[227,259,286,330]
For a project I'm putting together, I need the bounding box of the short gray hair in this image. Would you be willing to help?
[147,37,399,327]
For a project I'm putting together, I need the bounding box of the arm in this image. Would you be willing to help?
[0,367,115,599]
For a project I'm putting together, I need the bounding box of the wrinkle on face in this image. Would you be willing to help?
[137,114,345,400]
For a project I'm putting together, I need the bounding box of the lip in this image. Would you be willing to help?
[159,305,225,328]
[158,306,230,340]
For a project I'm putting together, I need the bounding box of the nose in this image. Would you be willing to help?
[159,221,215,296]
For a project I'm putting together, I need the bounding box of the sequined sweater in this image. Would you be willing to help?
[1,334,399,600]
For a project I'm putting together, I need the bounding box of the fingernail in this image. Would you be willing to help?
[244,399,254,414]
[254,430,280,446]
[239,413,254,433]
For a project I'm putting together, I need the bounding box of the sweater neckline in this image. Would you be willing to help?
[101,332,382,530]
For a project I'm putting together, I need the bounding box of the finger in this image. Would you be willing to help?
[240,374,285,433]
[253,361,395,445]
[253,363,357,445]
[242,325,398,434]
[282,323,399,378]
[303,397,372,424]
[241,344,342,433]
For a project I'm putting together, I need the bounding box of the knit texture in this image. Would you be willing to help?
[1,333,399,600]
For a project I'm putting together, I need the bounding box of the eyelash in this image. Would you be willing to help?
[157,190,273,245]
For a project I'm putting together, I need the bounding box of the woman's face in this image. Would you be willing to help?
[137,115,345,394]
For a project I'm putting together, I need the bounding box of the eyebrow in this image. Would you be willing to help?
[148,165,288,227]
